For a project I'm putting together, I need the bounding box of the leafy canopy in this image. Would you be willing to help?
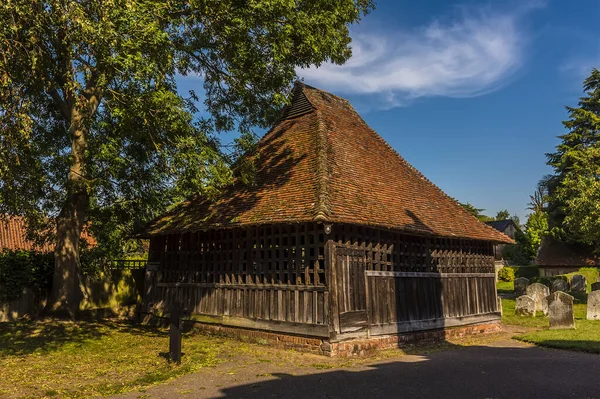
[546,68,600,250]
[0,0,374,258]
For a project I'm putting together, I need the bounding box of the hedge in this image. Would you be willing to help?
[499,266,539,282]
[0,250,54,302]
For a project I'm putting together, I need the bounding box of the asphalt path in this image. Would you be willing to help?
[112,339,600,399]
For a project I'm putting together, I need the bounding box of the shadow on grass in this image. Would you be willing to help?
[0,319,166,356]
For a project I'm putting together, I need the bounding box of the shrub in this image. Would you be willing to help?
[578,267,599,284]
[498,267,515,282]
[513,265,539,279]
[0,250,54,302]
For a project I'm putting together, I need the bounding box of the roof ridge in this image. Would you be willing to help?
[312,107,331,222]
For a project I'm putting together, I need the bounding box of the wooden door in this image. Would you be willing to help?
[336,247,368,333]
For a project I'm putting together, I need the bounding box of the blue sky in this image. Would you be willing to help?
[179,0,600,224]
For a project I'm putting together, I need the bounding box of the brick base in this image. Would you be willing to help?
[192,323,326,355]
[325,322,501,357]
[189,321,501,357]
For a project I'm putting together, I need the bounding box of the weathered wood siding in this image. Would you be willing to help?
[328,224,499,337]
[146,222,500,340]
[145,223,330,337]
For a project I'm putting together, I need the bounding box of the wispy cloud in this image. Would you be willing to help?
[298,4,540,108]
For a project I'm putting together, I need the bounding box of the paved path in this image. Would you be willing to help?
[113,338,600,399]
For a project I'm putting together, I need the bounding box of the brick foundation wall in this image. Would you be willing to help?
[325,322,502,357]
[188,320,501,357]
[192,323,327,355]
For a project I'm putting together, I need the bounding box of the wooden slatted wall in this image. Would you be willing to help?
[146,223,329,337]
[329,224,499,336]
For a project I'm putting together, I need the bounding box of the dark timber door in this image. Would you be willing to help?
[336,247,368,333]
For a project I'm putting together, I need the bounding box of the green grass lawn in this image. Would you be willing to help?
[501,293,600,354]
[496,281,514,296]
[0,319,235,398]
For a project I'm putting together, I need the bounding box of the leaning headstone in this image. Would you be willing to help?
[551,278,569,293]
[515,295,536,317]
[548,291,575,329]
[591,282,600,292]
[527,283,550,314]
[571,274,587,292]
[514,277,529,296]
[587,291,600,320]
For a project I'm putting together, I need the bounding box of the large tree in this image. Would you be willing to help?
[0,0,373,316]
[546,68,600,250]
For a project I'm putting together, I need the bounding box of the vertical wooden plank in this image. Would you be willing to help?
[294,290,299,323]
[326,240,340,334]
[277,290,284,321]
[312,290,318,325]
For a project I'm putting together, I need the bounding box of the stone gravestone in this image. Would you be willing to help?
[551,278,569,293]
[497,296,503,316]
[515,295,536,317]
[591,282,600,292]
[548,291,575,329]
[587,291,600,321]
[514,277,529,296]
[527,283,550,315]
[571,274,587,292]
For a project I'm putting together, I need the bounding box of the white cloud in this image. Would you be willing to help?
[298,5,537,107]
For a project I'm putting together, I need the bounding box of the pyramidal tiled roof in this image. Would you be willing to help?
[147,83,514,244]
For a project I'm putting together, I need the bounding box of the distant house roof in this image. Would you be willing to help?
[145,82,514,244]
[485,219,519,235]
[0,216,53,252]
[0,215,96,253]
[536,236,599,267]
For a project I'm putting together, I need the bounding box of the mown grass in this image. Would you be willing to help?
[501,294,600,354]
[0,319,231,398]
[496,281,514,296]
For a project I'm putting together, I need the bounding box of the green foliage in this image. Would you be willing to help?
[502,265,539,280]
[546,68,600,251]
[513,265,540,279]
[525,209,548,253]
[459,202,493,222]
[497,267,515,282]
[495,209,510,220]
[0,250,54,301]
[0,0,374,263]
[503,229,536,265]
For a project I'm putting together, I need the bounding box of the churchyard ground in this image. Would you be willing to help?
[500,281,600,353]
[2,281,599,398]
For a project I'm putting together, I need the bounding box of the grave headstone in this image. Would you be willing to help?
[526,283,550,314]
[497,296,503,316]
[515,295,536,317]
[514,277,529,296]
[587,291,600,321]
[551,278,569,293]
[548,291,575,329]
[591,282,600,292]
[571,274,587,292]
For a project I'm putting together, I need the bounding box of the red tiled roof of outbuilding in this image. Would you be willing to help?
[0,216,53,252]
[146,83,514,244]
[0,215,97,253]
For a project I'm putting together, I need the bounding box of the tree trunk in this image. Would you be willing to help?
[45,109,89,318]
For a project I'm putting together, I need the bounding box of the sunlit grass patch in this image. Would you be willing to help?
[0,319,228,398]
[500,296,600,354]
